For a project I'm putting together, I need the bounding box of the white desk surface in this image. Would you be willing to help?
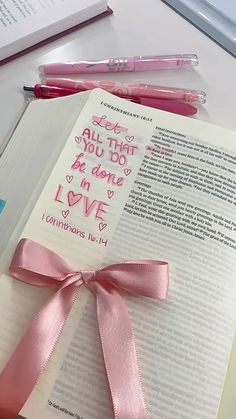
[0,0,236,148]
[0,1,235,418]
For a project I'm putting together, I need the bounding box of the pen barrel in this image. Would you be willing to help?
[39,58,135,74]
[44,79,206,103]
[24,85,198,116]
[39,54,198,74]
[33,84,82,98]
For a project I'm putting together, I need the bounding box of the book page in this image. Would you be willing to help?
[45,94,236,419]
[217,335,236,419]
[0,89,236,419]
[0,88,155,419]
[101,125,236,419]
[0,91,90,259]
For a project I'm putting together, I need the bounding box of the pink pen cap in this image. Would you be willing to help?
[38,54,199,74]
[44,78,207,104]
[131,54,199,71]
[137,97,197,116]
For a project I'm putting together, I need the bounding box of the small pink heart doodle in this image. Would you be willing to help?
[62,210,69,219]
[107,190,114,199]
[75,136,82,145]
[99,222,107,232]
[125,135,134,143]
[67,191,82,206]
[66,175,73,183]
[124,168,132,176]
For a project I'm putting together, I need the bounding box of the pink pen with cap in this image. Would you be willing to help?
[43,78,206,104]
[23,84,198,116]
[39,54,199,74]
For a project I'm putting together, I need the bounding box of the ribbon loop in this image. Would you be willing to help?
[0,239,169,419]
[96,261,169,299]
[10,238,72,287]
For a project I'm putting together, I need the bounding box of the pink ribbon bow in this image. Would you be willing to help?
[0,238,169,419]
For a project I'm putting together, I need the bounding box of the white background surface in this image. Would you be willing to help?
[0,1,235,418]
[0,0,236,151]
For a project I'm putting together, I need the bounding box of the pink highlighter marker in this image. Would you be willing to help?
[43,78,206,104]
[39,54,199,74]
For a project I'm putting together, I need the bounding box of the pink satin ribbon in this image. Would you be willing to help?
[0,239,169,419]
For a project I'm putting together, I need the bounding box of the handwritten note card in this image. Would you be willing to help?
[22,90,153,269]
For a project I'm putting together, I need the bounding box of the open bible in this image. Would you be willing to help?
[0,89,236,419]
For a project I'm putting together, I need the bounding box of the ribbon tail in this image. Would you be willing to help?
[0,282,79,419]
[94,282,148,419]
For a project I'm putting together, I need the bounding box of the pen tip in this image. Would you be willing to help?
[23,86,34,92]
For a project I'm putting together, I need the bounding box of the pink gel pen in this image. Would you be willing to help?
[39,54,199,74]
[23,84,198,116]
[44,78,206,104]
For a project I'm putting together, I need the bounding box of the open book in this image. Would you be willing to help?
[0,89,236,418]
[0,0,111,65]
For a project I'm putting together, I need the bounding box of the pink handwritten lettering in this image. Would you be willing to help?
[82,128,102,143]
[88,233,108,247]
[109,151,127,166]
[54,184,64,203]
[66,188,108,220]
[68,191,82,207]
[96,201,108,220]
[42,213,85,238]
[71,153,86,172]
[83,198,99,218]
[91,164,124,186]
[92,115,128,134]
[108,138,138,155]
[80,178,91,192]
[83,138,104,158]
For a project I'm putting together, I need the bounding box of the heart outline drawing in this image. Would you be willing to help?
[107,190,114,199]
[75,136,82,145]
[124,168,132,176]
[99,222,107,232]
[125,135,134,143]
[62,210,69,219]
[66,175,73,183]
[67,191,82,206]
